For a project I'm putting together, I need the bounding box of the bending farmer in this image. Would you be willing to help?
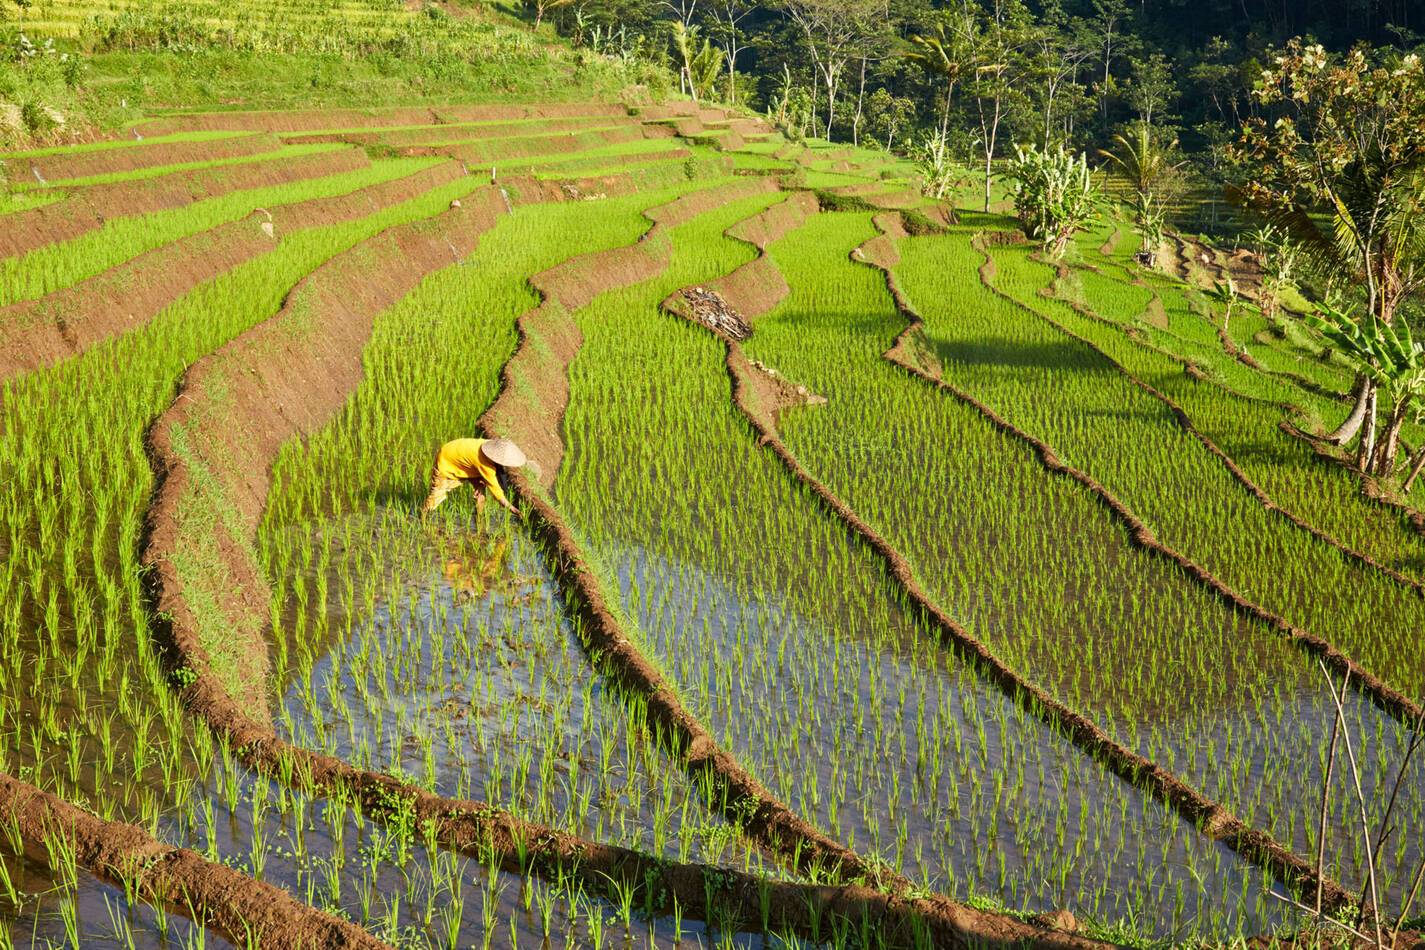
[422,437,527,518]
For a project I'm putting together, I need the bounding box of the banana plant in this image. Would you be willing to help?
[1306,302,1425,477]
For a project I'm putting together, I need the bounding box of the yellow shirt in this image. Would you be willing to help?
[434,438,508,504]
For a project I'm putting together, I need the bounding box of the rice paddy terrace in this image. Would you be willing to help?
[2,94,1424,949]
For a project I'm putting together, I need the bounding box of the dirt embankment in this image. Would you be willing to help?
[146,184,508,724]
[286,116,613,147]
[0,148,370,259]
[23,133,284,184]
[1039,257,1425,613]
[135,169,1106,948]
[478,183,1106,949]
[0,771,390,949]
[834,216,1361,912]
[130,103,629,137]
[662,191,827,426]
[501,146,692,178]
[0,161,466,384]
[500,152,734,207]
[405,124,648,165]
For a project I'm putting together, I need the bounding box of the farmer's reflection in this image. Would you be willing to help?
[441,535,512,597]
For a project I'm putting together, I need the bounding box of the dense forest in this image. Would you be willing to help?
[547,0,1422,166]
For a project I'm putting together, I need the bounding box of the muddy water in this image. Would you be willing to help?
[551,233,1299,938]
[272,506,769,874]
[597,539,1295,939]
[1,863,227,949]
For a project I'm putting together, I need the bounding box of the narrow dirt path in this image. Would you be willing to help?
[697,208,1359,915]
[20,132,284,184]
[131,103,628,136]
[0,161,466,384]
[0,770,391,949]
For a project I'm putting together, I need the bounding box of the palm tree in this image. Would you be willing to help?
[1098,122,1182,206]
[1099,123,1182,267]
[905,18,970,144]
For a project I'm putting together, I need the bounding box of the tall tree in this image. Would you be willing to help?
[906,10,974,142]
[1023,2,1092,145]
[779,0,881,139]
[708,0,751,103]
[1090,0,1131,124]
[1124,51,1176,128]
[960,0,1033,212]
[1234,41,1425,472]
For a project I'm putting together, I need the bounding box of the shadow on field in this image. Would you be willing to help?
[932,335,1114,373]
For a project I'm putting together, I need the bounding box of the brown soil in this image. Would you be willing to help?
[0,148,369,259]
[727,191,819,250]
[1143,294,1170,329]
[704,254,788,318]
[0,161,466,384]
[658,116,707,138]
[829,181,887,197]
[137,170,1103,948]
[725,117,772,137]
[132,104,628,137]
[404,124,647,164]
[497,153,714,206]
[861,188,925,211]
[501,147,692,178]
[435,103,628,124]
[665,286,754,339]
[709,128,748,151]
[1098,228,1122,257]
[849,211,905,269]
[286,116,618,147]
[25,133,283,184]
[826,218,1362,914]
[631,103,698,121]
[0,771,389,949]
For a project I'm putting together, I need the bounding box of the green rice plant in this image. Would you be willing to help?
[552,199,1294,938]
[0,156,437,307]
[778,211,1425,912]
[9,142,345,192]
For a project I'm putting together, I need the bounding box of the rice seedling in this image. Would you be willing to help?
[0,156,438,306]
[550,199,1299,939]
[6,86,1422,948]
[744,208,1424,922]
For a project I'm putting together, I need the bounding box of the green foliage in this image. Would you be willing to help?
[671,21,721,103]
[1245,223,1301,316]
[0,29,84,147]
[1004,142,1100,256]
[1307,303,1425,415]
[1130,192,1166,264]
[1233,41,1425,325]
[1099,123,1183,205]
[911,128,965,202]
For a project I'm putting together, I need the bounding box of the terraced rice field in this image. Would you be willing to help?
[2,95,1423,949]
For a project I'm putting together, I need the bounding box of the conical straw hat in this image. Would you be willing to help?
[480,438,527,468]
